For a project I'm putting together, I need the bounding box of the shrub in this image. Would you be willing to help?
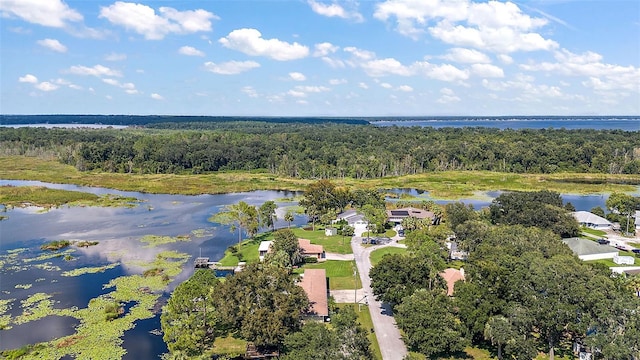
[303,257,318,264]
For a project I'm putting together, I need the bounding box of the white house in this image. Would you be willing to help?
[635,210,640,231]
[334,209,369,237]
[572,211,612,230]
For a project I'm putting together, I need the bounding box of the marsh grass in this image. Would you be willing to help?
[2,156,638,198]
[61,263,120,277]
[140,235,191,248]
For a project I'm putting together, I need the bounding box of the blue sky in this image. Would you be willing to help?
[1,0,638,116]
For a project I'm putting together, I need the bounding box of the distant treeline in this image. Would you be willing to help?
[0,114,370,126]
[1,123,639,177]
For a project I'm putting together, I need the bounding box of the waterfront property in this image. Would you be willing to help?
[258,239,326,262]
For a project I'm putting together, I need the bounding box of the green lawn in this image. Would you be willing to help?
[291,227,353,254]
[370,247,408,266]
[295,260,361,290]
[211,335,247,357]
[335,304,381,360]
[585,250,640,267]
[580,227,607,237]
[217,233,274,266]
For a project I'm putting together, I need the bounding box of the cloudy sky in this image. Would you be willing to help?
[1,0,638,116]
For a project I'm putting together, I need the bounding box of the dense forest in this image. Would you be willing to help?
[1,121,639,178]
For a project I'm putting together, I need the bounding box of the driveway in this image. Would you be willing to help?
[325,252,355,261]
[351,236,408,360]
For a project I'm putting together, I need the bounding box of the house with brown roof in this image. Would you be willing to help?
[298,269,329,321]
[440,268,465,296]
[387,207,435,224]
[298,238,326,262]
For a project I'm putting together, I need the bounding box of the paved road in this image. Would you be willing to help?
[352,236,408,360]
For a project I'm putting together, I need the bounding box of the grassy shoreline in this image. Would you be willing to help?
[1,156,639,199]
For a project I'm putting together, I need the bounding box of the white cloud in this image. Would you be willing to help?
[288,90,307,98]
[105,53,127,61]
[295,85,330,93]
[415,62,470,82]
[470,63,504,78]
[203,60,260,75]
[520,49,640,91]
[99,2,217,40]
[289,72,306,81]
[102,78,139,94]
[35,81,59,91]
[358,82,369,89]
[151,93,164,100]
[437,87,461,103]
[178,46,205,57]
[344,47,375,61]
[54,78,81,90]
[442,48,490,63]
[321,57,346,68]
[219,28,309,61]
[497,54,513,64]
[314,42,339,57]
[19,74,38,83]
[329,78,347,85]
[0,0,82,28]
[380,82,393,89]
[242,86,259,98]
[361,58,412,77]
[397,85,413,92]
[37,38,67,53]
[308,0,363,22]
[66,65,122,77]
[374,0,558,53]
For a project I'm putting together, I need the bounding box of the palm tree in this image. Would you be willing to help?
[284,210,294,229]
[226,201,259,245]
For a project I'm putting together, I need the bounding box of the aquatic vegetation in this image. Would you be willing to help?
[33,263,61,272]
[191,228,213,238]
[0,298,14,330]
[40,240,71,251]
[70,194,142,208]
[74,241,99,248]
[61,263,120,277]
[14,284,32,290]
[23,249,75,263]
[0,215,7,220]
[140,234,191,247]
[1,250,191,358]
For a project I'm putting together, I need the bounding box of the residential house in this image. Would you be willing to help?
[298,269,329,321]
[635,210,640,231]
[334,209,369,234]
[562,237,618,261]
[613,255,635,265]
[572,211,612,230]
[298,239,325,262]
[386,207,434,225]
[440,268,465,296]
[259,239,325,262]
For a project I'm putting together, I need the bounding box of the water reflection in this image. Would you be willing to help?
[0,180,306,355]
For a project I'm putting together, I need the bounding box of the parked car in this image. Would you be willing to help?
[369,238,377,245]
[398,229,405,236]
[597,239,610,245]
[631,249,640,254]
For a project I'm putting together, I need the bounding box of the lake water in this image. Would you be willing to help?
[372,116,640,131]
[0,180,619,357]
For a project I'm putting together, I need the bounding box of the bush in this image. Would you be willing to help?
[303,257,318,264]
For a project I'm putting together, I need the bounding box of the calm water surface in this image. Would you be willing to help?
[0,180,619,357]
